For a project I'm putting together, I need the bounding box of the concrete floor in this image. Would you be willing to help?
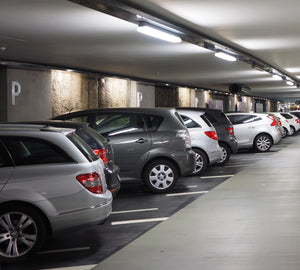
[92,138,300,270]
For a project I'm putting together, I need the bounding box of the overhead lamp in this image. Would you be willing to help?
[214,51,237,62]
[286,80,295,86]
[137,22,182,43]
[272,73,283,80]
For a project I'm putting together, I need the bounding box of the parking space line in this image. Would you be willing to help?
[112,208,158,214]
[111,217,169,226]
[201,175,234,179]
[224,164,245,167]
[166,191,208,196]
[175,185,198,189]
[38,247,90,255]
[41,265,96,270]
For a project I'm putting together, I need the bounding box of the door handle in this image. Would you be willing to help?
[135,138,148,143]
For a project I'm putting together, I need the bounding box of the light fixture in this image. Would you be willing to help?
[272,73,283,80]
[286,80,295,86]
[214,51,237,62]
[137,22,182,43]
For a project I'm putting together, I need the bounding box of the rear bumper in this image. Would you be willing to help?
[177,149,196,176]
[105,165,121,196]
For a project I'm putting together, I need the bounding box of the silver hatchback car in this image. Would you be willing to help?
[177,109,222,175]
[0,125,112,263]
[226,112,281,152]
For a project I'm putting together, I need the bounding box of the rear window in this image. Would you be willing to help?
[280,113,293,119]
[75,128,106,150]
[2,136,74,166]
[67,133,98,162]
[180,114,201,128]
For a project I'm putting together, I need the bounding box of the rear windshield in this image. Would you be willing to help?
[75,128,107,150]
[67,133,98,162]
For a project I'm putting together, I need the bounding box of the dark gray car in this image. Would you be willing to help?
[53,108,196,193]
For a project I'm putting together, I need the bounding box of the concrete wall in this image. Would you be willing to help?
[6,68,51,121]
[0,68,8,121]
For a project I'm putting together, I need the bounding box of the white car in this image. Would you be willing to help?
[279,112,300,135]
[268,112,291,137]
[177,109,222,175]
[226,112,281,152]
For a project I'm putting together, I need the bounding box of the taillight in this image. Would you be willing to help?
[76,172,103,194]
[279,120,282,126]
[296,119,300,123]
[94,149,109,166]
[267,115,277,126]
[204,131,218,140]
[226,127,234,135]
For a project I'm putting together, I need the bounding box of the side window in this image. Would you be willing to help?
[145,115,163,132]
[95,114,144,136]
[234,115,261,124]
[3,137,74,166]
[281,113,292,119]
[0,141,13,167]
[66,115,88,123]
[180,115,201,128]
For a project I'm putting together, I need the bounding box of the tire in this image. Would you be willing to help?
[254,133,272,152]
[191,148,208,175]
[0,205,46,263]
[216,143,231,166]
[282,127,287,138]
[288,126,295,136]
[143,159,178,193]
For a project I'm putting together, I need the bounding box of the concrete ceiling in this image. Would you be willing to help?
[1,0,300,101]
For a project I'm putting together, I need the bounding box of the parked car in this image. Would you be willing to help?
[6,121,121,196]
[0,125,113,263]
[177,109,222,175]
[279,112,300,135]
[177,107,238,165]
[226,112,281,152]
[267,112,291,138]
[289,110,300,120]
[53,108,196,193]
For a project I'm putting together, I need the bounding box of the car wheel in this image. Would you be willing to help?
[288,126,295,136]
[254,133,272,152]
[0,205,46,263]
[282,127,287,138]
[216,143,231,166]
[191,148,208,175]
[143,159,178,193]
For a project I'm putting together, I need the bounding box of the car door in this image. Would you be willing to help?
[229,114,260,147]
[0,140,14,190]
[93,113,152,180]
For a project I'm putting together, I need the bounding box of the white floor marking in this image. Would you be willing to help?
[201,175,234,179]
[40,265,96,270]
[224,164,245,167]
[175,185,198,189]
[112,208,158,214]
[111,217,169,226]
[166,191,208,196]
[38,247,90,255]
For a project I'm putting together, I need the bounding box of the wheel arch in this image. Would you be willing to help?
[253,132,273,148]
[0,200,52,237]
[192,147,210,165]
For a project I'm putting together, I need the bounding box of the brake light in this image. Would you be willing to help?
[93,149,109,166]
[267,115,277,126]
[76,172,103,194]
[204,131,218,140]
[279,120,282,126]
[296,119,300,123]
[226,127,234,135]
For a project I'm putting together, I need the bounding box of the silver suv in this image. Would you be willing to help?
[0,125,112,263]
[53,108,196,193]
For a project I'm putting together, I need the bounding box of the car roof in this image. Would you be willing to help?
[5,120,89,129]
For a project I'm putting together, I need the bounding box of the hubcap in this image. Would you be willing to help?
[0,212,37,258]
[257,136,271,151]
[193,153,203,173]
[217,147,227,164]
[149,164,174,190]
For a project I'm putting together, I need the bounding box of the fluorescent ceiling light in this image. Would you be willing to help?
[272,73,282,80]
[137,24,182,43]
[286,80,295,86]
[214,51,237,62]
